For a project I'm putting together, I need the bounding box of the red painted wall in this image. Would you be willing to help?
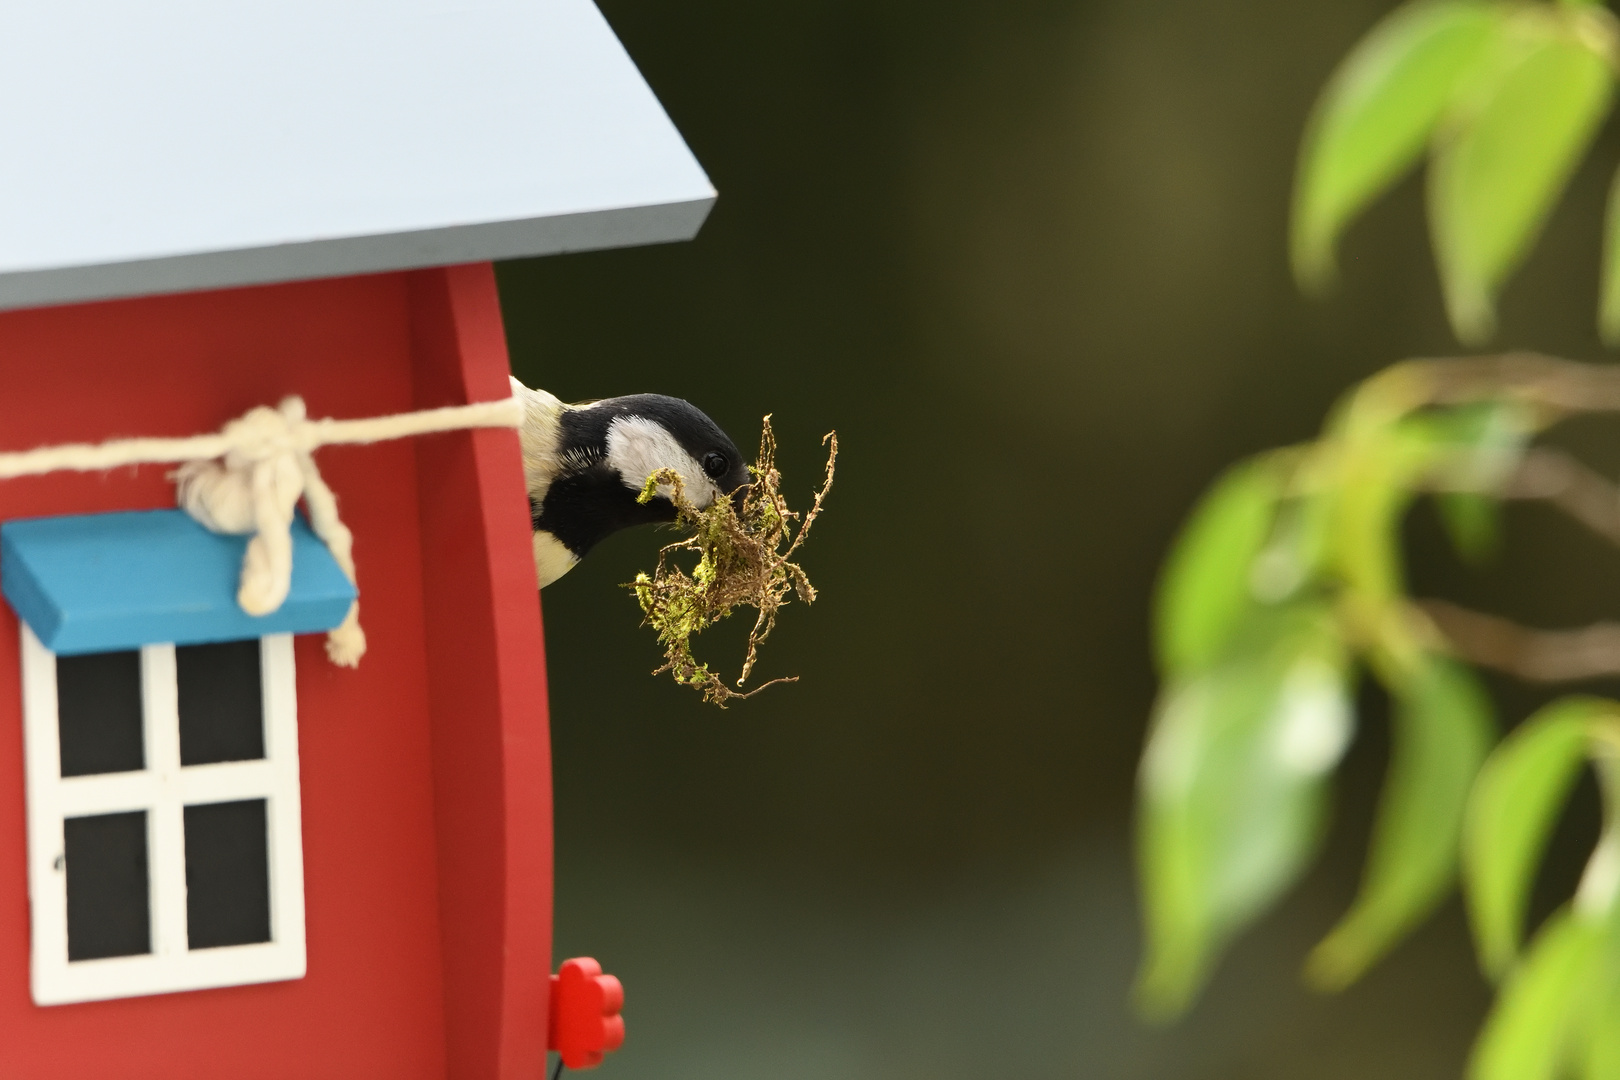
[0,266,553,1079]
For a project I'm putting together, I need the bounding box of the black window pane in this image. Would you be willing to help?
[64,811,151,961]
[177,640,264,766]
[57,650,144,777]
[184,799,271,950]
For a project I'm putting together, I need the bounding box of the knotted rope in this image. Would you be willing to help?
[0,392,524,667]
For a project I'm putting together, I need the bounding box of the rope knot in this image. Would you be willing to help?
[219,397,313,466]
[175,395,364,665]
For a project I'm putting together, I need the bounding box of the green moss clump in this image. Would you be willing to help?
[629,416,836,706]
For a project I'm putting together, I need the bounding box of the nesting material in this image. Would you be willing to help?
[629,416,836,706]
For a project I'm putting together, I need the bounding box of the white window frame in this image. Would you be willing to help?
[20,625,306,1006]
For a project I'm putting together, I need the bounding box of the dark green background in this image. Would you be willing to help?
[498,0,1620,1075]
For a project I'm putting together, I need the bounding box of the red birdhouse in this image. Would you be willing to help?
[0,2,712,1077]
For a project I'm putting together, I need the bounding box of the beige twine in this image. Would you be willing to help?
[0,391,524,667]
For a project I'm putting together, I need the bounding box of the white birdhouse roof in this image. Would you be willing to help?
[0,0,715,311]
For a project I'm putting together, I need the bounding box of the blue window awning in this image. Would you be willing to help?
[1,509,356,654]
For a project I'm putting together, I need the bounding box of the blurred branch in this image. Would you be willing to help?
[1500,446,1620,547]
[1406,352,1620,414]
[1420,599,1620,683]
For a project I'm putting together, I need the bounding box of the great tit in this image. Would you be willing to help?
[512,376,752,587]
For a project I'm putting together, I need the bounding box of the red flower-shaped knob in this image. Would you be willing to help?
[548,957,625,1070]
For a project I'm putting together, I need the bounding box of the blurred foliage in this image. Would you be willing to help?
[1292,0,1620,344]
[1139,3,1620,1072]
[1465,698,1620,1080]
[1136,355,1620,1076]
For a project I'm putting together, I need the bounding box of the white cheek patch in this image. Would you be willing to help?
[605,415,721,506]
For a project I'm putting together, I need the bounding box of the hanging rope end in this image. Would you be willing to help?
[324,604,365,667]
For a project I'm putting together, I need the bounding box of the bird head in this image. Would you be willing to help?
[513,379,751,587]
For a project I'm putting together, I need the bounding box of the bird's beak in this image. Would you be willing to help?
[729,483,751,515]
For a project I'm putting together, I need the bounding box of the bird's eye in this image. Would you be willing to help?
[702,451,728,479]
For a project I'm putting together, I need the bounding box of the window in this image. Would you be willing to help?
[20,627,306,1005]
[1,507,349,1005]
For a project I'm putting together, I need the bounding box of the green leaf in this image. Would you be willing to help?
[1464,697,1607,979]
[1600,162,1620,347]
[1292,0,1500,291]
[1307,656,1494,989]
[1425,400,1535,564]
[1419,398,1536,474]
[1330,404,1531,656]
[1584,983,1620,1080]
[1136,605,1351,1018]
[1154,457,1283,677]
[1438,491,1501,563]
[1470,909,1610,1080]
[1429,19,1617,343]
[1330,421,1440,610]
